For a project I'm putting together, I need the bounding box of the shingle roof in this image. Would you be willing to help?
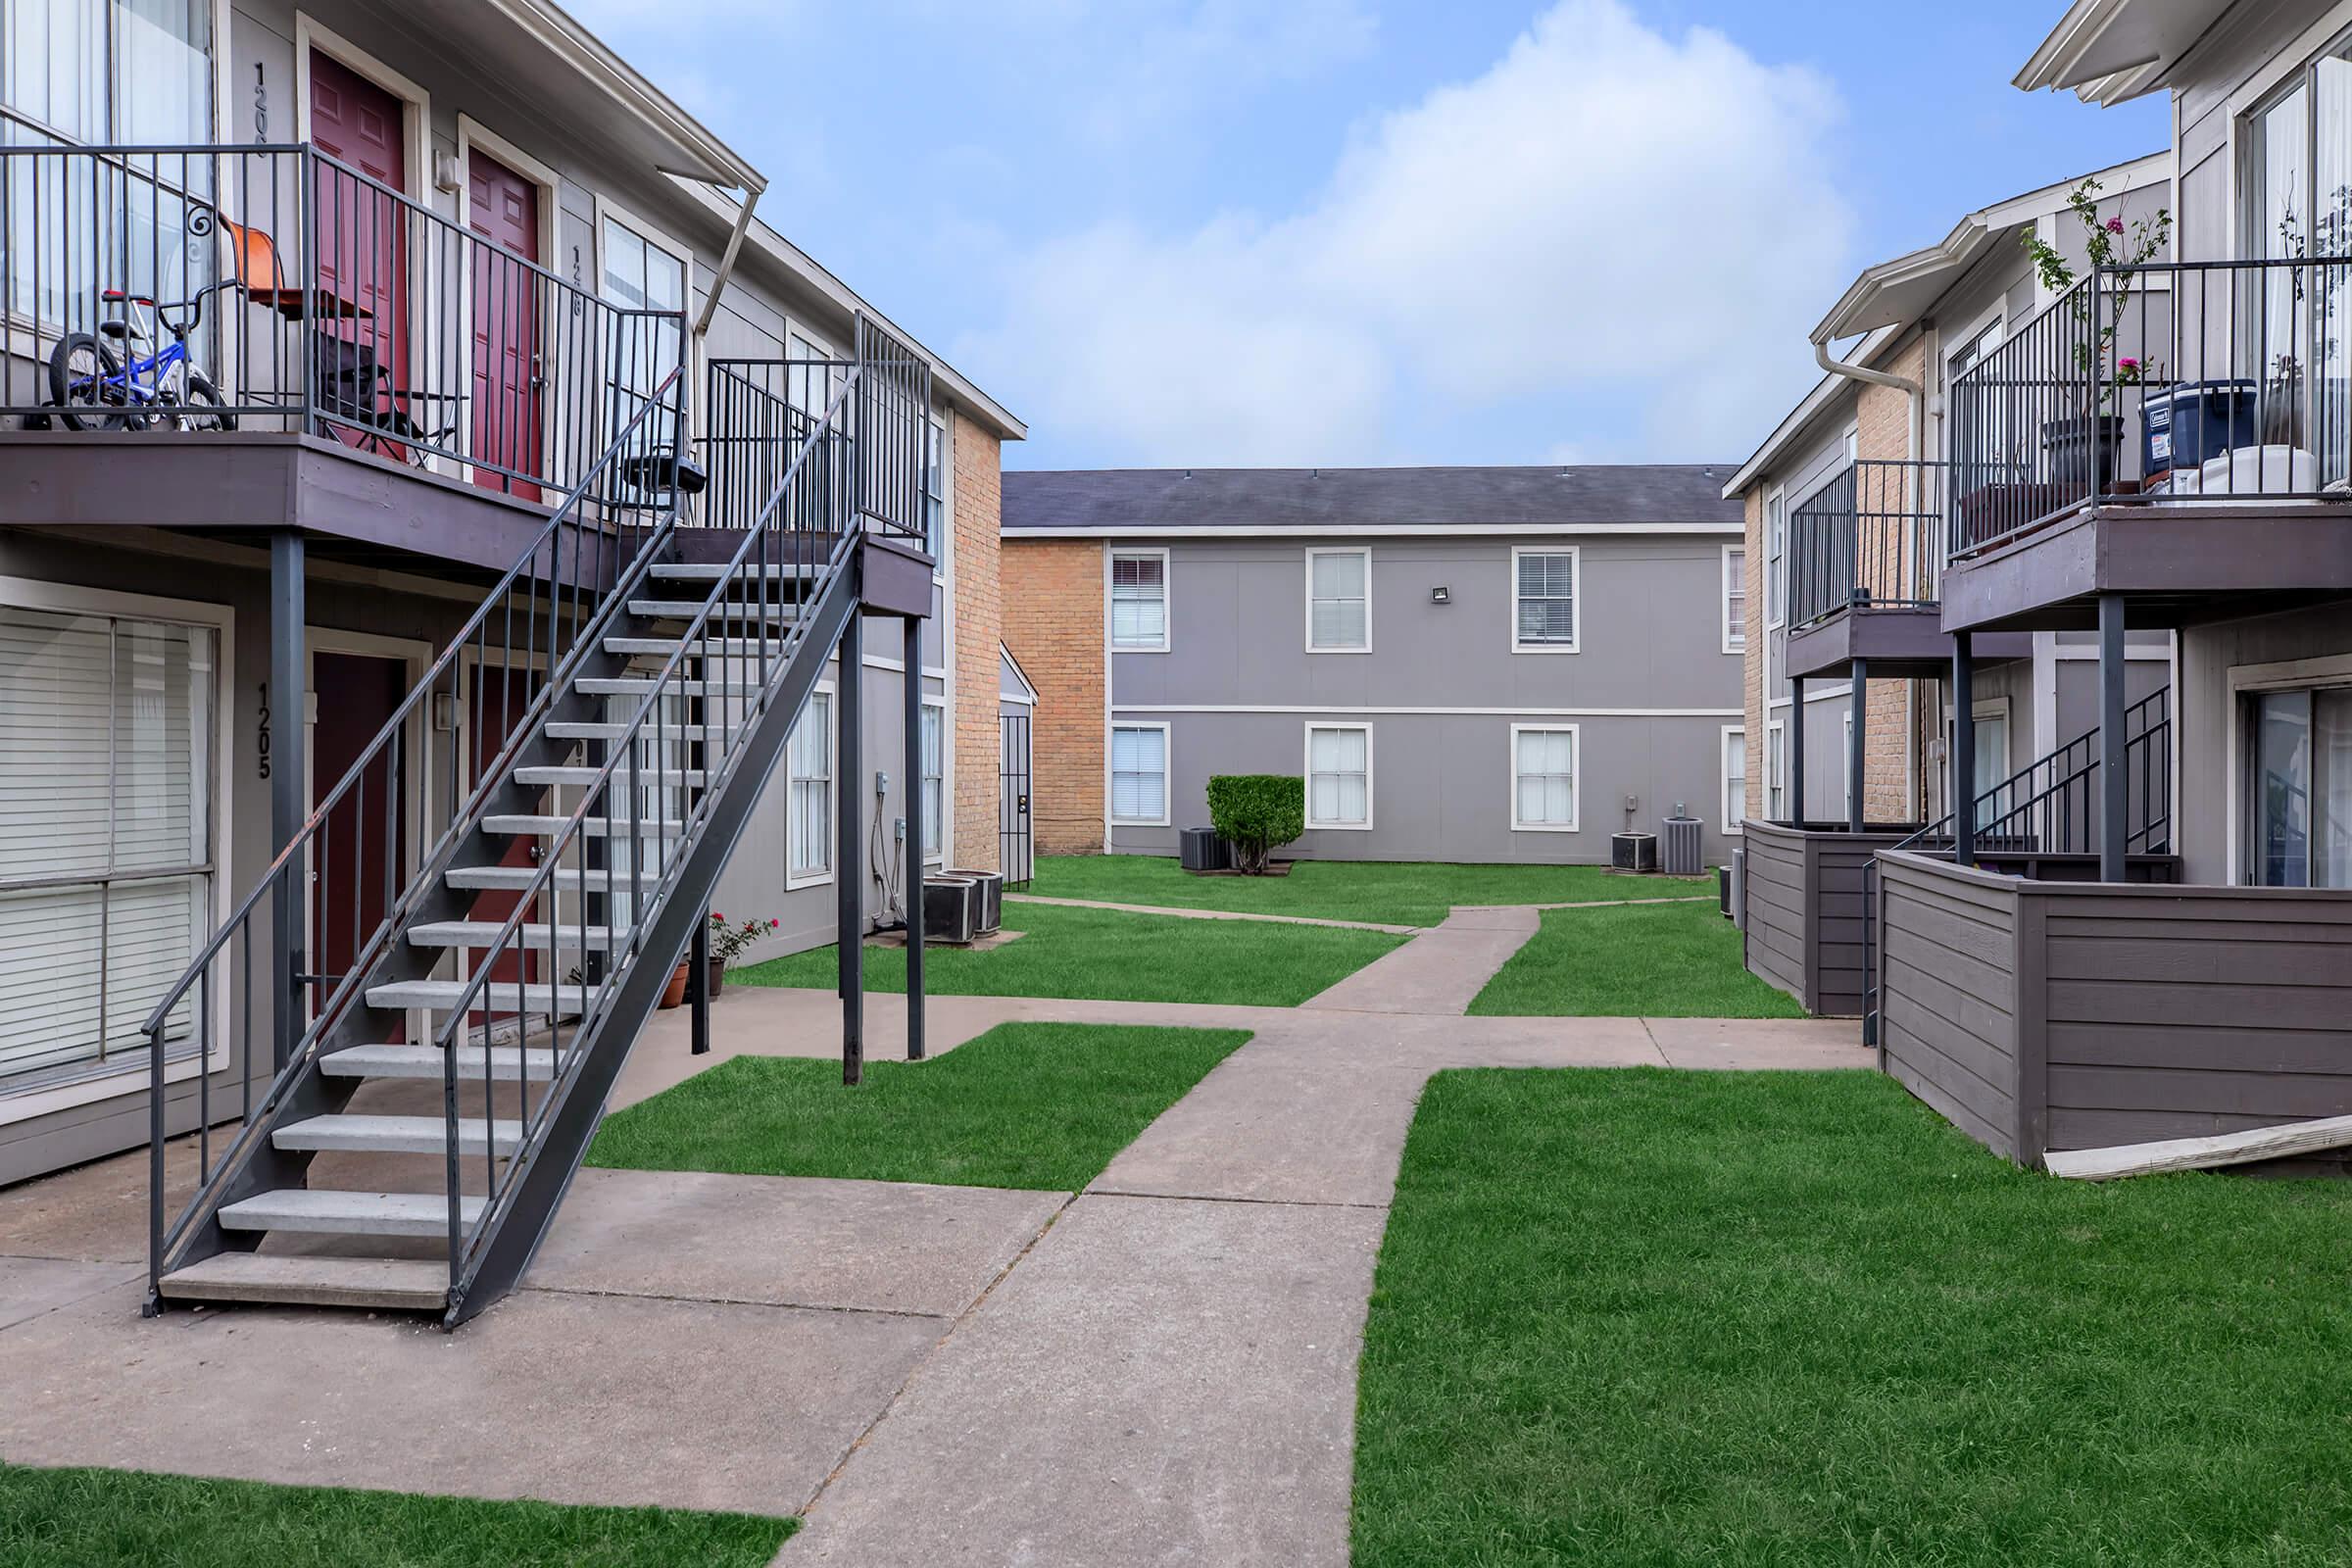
[1000,466,1742,533]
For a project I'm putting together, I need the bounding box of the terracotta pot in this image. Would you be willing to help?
[707,956,727,999]
[659,960,690,1010]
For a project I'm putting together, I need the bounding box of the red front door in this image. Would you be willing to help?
[309,52,409,455]
[467,151,542,500]
[312,652,410,1041]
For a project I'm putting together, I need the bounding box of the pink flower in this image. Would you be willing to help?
[2119,357,2139,371]
[2105,217,2125,234]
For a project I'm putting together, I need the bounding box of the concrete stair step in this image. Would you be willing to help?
[573,676,736,698]
[217,1189,484,1239]
[514,765,711,789]
[272,1113,523,1156]
[407,920,623,950]
[545,720,739,742]
[601,636,783,659]
[443,865,653,894]
[481,813,685,838]
[322,1043,574,1082]
[627,599,801,620]
[157,1253,450,1311]
[648,563,821,582]
[362,980,587,1015]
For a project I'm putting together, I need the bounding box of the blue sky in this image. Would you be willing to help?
[571,0,2166,470]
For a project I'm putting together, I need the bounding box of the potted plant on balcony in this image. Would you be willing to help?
[704,911,779,998]
[2021,178,2173,494]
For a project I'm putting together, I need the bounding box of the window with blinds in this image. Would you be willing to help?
[1513,549,1578,651]
[1109,724,1167,824]
[786,692,831,884]
[920,703,945,857]
[0,607,215,1092]
[1511,726,1578,831]
[1306,723,1371,828]
[1306,549,1369,651]
[1109,551,1167,651]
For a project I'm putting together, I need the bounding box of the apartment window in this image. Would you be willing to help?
[1305,548,1371,652]
[1509,725,1579,832]
[1723,546,1746,653]
[1512,548,1578,652]
[1764,490,1787,691]
[922,417,947,567]
[1109,723,1170,826]
[1766,721,1787,821]
[1109,550,1169,652]
[1305,723,1372,829]
[0,605,217,1093]
[602,211,690,457]
[785,691,832,886]
[2242,684,2352,888]
[920,701,946,858]
[786,331,834,420]
[1724,727,1746,832]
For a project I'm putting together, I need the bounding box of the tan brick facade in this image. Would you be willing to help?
[1000,538,1105,855]
[951,412,1004,869]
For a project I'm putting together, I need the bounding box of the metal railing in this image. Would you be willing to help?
[1787,459,1948,630]
[1949,257,2352,558]
[1861,689,2171,1042]
[141,361,690,1298]
[2,141,677,502]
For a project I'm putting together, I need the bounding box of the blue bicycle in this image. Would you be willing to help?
[49,280,235,432]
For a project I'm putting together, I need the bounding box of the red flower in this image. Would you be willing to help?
[2105,216,2125,234]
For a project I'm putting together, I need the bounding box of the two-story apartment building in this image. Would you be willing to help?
[1861,0,2352,1171]
[1000,466,1747,869]
[0,0,1024,1284]
[1722,157,2176,1014]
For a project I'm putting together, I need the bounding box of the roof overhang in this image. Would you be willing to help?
[398,0,763,192]
[2015,0,2232,106]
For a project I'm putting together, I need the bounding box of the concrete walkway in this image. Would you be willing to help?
[1002,892,1417,934]
[0,906,1864,1566]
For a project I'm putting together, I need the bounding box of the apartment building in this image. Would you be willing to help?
[0,0,1022,1310]
[1000,466,1747,868]
[1856,0,2352,1169]
[1722,157,2176,1014]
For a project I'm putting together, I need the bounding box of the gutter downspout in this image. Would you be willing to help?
[695,186,760,343]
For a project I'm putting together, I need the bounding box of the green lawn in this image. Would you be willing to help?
[0,1463,789,1567]
[1026,855,1709,928]
[1468,897,1801,1018]
[1355,1068,2352,1567]
[588,1022,1250,1190]
[732,900,1402,1007]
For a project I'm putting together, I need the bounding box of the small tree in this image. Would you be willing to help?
[1206,774,1303,875]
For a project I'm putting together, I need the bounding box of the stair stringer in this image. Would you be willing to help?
[444,558,863,1326]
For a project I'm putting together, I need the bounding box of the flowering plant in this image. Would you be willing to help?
[708,911,779,963]
[2020,177,2172,414]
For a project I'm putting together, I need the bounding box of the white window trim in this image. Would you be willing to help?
[2224,652,2352,886]
[920,694,950,865]
[1722,724,1746,835]
[1764,485,1787,700]
[1302,721,1375,831]
[1507,722,1581,834]
[1107,720,1172,828]
[0,575,235,1125]
[1509,544,1581,656]
[784,681,836,891]
[1766,717,1788,821]
[1304,547,1373,655]
[1106,546,1171,654]
[591,192,700,444]
[1721,543,1746,656]
[1842,711,1855,819]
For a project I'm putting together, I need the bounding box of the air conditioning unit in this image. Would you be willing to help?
[923,875,980,945]
[1178,827,1230,872]
[1660,810,1703,877]
[1611,832,1658,873]
[944,868,1004,934]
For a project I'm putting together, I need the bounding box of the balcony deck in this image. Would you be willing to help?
[1785,603,2031,680]
[1937,496,2352,634]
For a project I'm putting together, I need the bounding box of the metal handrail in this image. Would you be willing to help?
[1787,459,1948,630]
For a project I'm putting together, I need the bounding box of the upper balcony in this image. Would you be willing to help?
[0,142,698,574]
[1782,458,2027,680]
[1939,258,2352,633]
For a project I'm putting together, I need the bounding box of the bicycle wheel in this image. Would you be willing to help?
[47,334,138,431]
[168,371,237,433]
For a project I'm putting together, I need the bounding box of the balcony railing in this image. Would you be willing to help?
[1949,257,2352,558]
[0,142,682,505]
[1787,459,1947,630]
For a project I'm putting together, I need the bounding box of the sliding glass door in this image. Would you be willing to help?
[2247,685,2352,887]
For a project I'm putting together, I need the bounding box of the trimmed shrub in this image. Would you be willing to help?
[1206,774,1304,874]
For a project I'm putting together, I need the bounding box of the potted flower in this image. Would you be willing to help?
[704,911,779,998]
[2021,179,2172,494]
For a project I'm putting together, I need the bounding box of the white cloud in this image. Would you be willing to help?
[965,0,1853,466]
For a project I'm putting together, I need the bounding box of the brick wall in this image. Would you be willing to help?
[951,412,1004,869]
[1000,538,1105,854]
[1856,337,1928,824]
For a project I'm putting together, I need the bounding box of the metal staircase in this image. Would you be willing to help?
[140,318,933,1326]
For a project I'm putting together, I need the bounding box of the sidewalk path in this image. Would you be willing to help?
[1002,892,1417,934]
[1298,905,1539,1015]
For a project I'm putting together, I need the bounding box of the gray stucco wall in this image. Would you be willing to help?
[1105,531,1743,864]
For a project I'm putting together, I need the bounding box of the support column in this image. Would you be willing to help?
[903,615,927,1061]
[1952,632,1975,869]
[2098,593,2128,883]
[270,530,305,1073]
[1848,658,1868,834]
[1788,677,1805,826]
[837,615,864,1086]
[689,906,710,1055]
